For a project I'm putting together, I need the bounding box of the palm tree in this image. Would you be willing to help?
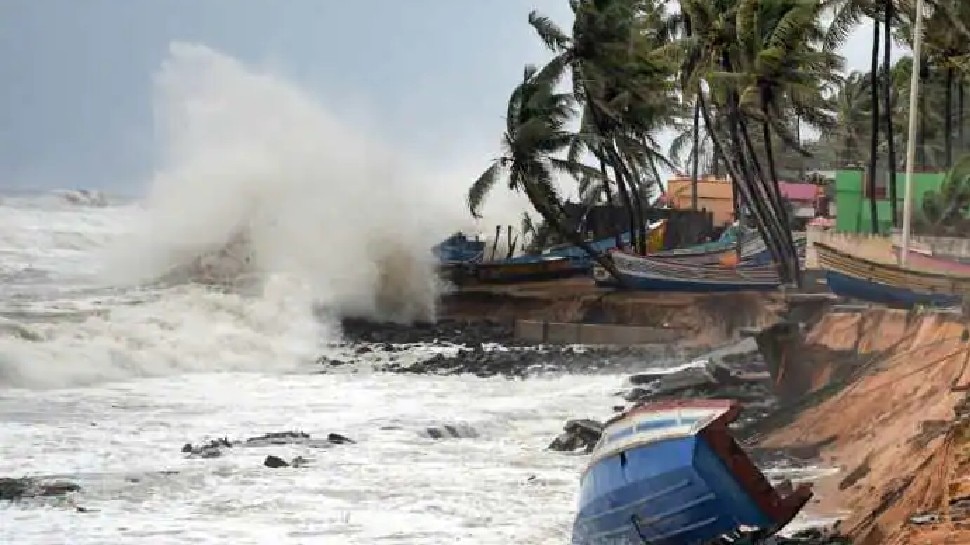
[677,0,817,284]
[528,0,678,255]
[825,0,883,232]
[467,65,622,279]
[733,0,841,274]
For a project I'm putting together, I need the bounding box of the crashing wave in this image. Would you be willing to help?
[54,189,110,207]
[153,226,261,292]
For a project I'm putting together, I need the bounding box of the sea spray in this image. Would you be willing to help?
[0,41,509,388]
[106,42,464,323]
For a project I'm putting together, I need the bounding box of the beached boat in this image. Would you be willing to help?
[433,232,485,264]
[572,399,812,545]
[890,245,970,276]
[816,243,970,308]
[465,255,586,284]
[593,251,782,292]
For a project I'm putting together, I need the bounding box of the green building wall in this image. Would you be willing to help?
[834,169,947,234]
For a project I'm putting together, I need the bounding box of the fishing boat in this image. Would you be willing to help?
[593,250,782,292]
[816,243,969,308]
[433,232,486,264]
[456,254,586,284]
[890,245,970,276]
[572,399,812,545]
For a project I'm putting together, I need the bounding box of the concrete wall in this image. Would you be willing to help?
[804,226,970,269]
[514,320,681,345]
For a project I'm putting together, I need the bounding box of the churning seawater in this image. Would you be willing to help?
[0,192,635,545]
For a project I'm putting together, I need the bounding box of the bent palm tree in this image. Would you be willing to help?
[467,65,622,280]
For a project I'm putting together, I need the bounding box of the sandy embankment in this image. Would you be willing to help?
[759,308,970,545]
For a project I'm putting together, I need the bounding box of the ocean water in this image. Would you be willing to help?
[0,192,633,545]
[0,40,633,544]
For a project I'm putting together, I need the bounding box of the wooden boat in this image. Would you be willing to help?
[433,233,485,264]
[464,255,585,284]
[816,243,970,308]
[593,251,782,292]
[572,399,812,545]
[890,245,970,276]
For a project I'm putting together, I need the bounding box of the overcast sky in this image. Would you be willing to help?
[0,1,902,192]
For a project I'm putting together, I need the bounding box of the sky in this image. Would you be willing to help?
[0,0,903,193]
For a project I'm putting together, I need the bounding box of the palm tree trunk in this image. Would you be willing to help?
[760,99,800,285]
[884,0,898,227]
[867,18,881,233]
[960,81,966,153]
[691,98,701,210]
[721,49,792,280]
[700,92,788,282]
[946,66,954,168]
[624,159,649,255]
[521,182,624,283]
[918,58,928,167]
[610,162,640,254]
[599,158,623,249]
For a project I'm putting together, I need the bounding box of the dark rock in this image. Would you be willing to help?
[629,372,666,385]
[423,424,480,439]
[549,419,603,453]
[0,477,80,501]
[183,430,355,457]
[263,455,289,468]
[326,433,355,445]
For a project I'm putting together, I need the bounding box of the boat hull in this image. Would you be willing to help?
[825,269,959,308]
[471,258,586,284]
[574,436,772,545]
[892,246,970,276]
[572,400,811,545]
[595,252,781,293]
[816,242,970,307]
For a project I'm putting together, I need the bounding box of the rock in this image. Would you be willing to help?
[290,456,310,468]
[549,419,603,453]
[629,372,666,385]
[423,424,480,440]
[0,477,80,501]
[327,433,355,445]
[263,455,289,468]
[183,430,355,457]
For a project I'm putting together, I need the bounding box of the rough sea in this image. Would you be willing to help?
[0,190,638,544]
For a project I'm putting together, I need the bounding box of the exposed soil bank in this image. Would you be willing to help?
[439,279,786,346]
[757,308,970,545]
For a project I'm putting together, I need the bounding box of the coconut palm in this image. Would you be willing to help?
[677,0,804,283]
[467,64,622,279]
[528,0,679,254]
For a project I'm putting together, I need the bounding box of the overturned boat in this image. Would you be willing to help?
[572,400,812,545]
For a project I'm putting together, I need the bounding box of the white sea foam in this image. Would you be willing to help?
[0,41,520,389]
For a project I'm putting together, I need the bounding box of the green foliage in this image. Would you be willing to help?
[467,0,970,282]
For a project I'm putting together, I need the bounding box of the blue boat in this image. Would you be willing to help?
[573,400,812,545]
[824,270,960,308]
[593,251,782,292]
[433,233,486,264]
[816,242,969,309]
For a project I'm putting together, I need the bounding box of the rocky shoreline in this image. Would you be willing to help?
[324,317,714,378]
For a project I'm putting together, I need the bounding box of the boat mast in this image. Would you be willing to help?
[900,0,924,266]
